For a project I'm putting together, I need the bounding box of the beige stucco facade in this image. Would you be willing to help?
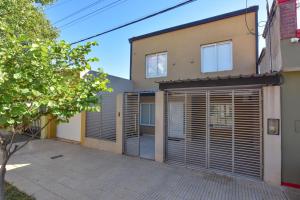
[42,6,286,186]
[263,86,281,186]
[154,91,165,162]
[131,12,257,91]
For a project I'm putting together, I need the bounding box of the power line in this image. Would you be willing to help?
[54,0,106,25]
[245,0,268,37]
[70,0,198,45]
[59,0,128,29]
[247,0,273,72]
[244,0,258,36]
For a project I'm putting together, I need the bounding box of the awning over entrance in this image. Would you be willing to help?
[158,73,282,90]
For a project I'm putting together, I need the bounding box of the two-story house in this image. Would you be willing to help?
[66,5,284,187]
[118,6,282,186]
[258,0,300,189]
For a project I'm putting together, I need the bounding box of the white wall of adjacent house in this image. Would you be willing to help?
[297,0,300,29]
[263,86,281,186]
[56,114,81,142]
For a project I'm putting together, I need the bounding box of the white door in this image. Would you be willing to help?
[168,102,184,138]
[57,114,81,141]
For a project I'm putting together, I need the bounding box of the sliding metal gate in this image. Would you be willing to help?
[166,88,263,179]
[123,93,140,156]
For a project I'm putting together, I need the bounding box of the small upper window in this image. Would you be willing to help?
[297,0,300,29]
[146,52,167,78]
[201,41,233,73]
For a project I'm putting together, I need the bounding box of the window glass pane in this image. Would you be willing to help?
[217,42,232,71]
[157,53,167,77]
[146,55,157,78]
[141,104,150,125]
[202,45,217,72]
[150,104,155,125]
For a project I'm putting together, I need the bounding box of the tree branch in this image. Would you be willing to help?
[6,128,16,155]
[8,117,54,157]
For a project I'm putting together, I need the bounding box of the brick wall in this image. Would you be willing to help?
[278,0,297,39]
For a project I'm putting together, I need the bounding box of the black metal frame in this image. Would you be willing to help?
[159,73,282,90]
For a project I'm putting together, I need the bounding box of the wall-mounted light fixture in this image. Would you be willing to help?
[268,118,280,135]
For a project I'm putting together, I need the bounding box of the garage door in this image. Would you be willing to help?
[166,88,262,179]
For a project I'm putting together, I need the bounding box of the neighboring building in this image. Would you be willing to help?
[258,0,300,188]
[85,73,133,141]
[54,74,133,152]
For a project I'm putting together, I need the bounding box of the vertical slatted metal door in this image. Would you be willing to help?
[86,110,101,138]
[233,89,262,178]
[123,93,140,156]
[165,88,263,179]
[208,90,233,173]
[86,93,117,141]
[185,92,207,169]
[166,92,185,166]
[100,93,117,141]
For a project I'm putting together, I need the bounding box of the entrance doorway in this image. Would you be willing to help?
[123,92,155,160]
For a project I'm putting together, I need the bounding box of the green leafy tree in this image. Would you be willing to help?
[0,0,58,40]
[0,1,110,199]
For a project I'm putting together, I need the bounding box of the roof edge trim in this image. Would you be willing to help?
[129,6,259,43]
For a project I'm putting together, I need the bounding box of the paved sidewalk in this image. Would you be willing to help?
[4,140,297,200]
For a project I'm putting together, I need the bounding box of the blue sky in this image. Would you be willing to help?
[45,0,268,79]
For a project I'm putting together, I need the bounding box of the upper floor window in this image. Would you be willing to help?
[297,0,300,29]
[201,41,233,73]
[146,52,167,78]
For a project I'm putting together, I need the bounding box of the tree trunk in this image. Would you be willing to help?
[0,166,5,200]
[0,152,8,200]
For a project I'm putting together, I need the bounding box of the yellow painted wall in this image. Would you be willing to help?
[40,115,57,139]
[131,12,257,90]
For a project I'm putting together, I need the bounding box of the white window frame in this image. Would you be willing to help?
[145,52,168,78]
[140,103,155,126]
[201,41,233,73]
